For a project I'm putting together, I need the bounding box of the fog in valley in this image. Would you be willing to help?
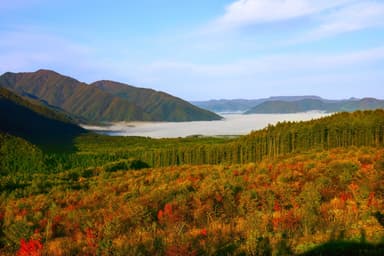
[82,112,330,138]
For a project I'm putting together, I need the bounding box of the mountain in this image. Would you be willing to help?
[0,87,86,152]
[192,96,323,113]
[193,96,384,114]
[92,80,222,121]
[245,98,384,114]
[191,99,264,113]
[0,70,221,124]
[245,99,328,113]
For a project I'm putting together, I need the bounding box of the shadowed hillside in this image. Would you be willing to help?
[0,87,86,152]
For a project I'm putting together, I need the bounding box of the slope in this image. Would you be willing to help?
[92,80,222,121]
[0,87,86,152]
[0,70,221,123]
[0,70,150,123]
[245,98,384,114]
[192,96,324,113]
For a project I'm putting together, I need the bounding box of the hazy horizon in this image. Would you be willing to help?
[1,0,383,101]
[190,95,381,102]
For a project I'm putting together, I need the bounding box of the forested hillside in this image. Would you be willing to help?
[0,88,85,152]
[1,110,382,177]
[245,98,384,114]
[0,110,383,255]
[193,97,384,114]
[72,110,383,168]
[93,80,222,121]
[1,146,383,255]
[192,96,323,113]
[0,70,221,123]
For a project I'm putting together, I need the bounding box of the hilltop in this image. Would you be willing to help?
[0,70,221,124]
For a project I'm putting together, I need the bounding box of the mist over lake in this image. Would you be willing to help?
[82,112,330,138]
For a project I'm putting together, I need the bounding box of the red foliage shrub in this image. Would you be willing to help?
[339,192,352,202]
[164,203,173,216]
[215,193,223,203]
[19,209,28,217]
[272,216,281,230]
[66,204,76,212]
[157,209,164,221]
[86,228,97,252]
[273,200,281,212]
[367,192,378,208]
[158,203,179,223]
[53,215,62,224]
[17,239,43,256]
[281,210,301,232]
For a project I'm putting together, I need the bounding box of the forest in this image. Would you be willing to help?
[0,110,384,255]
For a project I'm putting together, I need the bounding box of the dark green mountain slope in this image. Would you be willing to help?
[245,99,329,113]
[245,98,384,114]
[0,87,86,152]
[92,80,222,121]
[0,70,150,123]
[0,70,221,123]
[0,132,45,175]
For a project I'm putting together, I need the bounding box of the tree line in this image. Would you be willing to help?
[1,110,383,176]
[135,110,384,167]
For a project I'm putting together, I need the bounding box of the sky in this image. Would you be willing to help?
[1,0,384,101]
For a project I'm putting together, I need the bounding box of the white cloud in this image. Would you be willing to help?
[214,0,351,30]
[308,1,384,39]
[207,0,384,42]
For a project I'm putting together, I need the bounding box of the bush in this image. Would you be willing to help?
[103,159,149,172]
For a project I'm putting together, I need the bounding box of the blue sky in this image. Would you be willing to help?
[1,0,384,100]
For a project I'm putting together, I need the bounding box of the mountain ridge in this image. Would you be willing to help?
[0,70,221,124]
[245,98,384,114]
[92,80,220,122]
[191,96,326,113]
[192,96,384,114]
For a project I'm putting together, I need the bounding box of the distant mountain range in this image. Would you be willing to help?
[192,96,384,114]
[0,87,85,152]
[0,70,221,124]
[191,96,325,113]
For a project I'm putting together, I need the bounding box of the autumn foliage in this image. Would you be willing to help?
[0,111,384,255]
[17,239,43,256]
